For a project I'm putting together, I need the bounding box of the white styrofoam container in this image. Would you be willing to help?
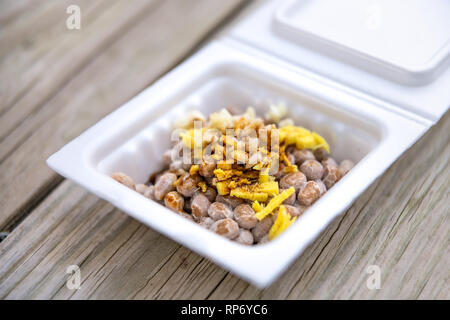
[47,42,429,287]
[47,0,447,287]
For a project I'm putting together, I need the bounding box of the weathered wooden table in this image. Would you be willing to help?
[0,0,448,299]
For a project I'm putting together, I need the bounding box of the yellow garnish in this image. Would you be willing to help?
[228,180,237,189]
[217,162,232,170]
[230,189,268,202]
[179,130,193,149]
[198,181,207,192]
[216,181,230,195]
[255,187,295,220]
[259,174,269,183]
[189,165,199,175]
[312,132,330,153]
[213,169,233,181]
[229,181,278,202]
[284,164,298,173]
[254,181,279,196]
[252,201,265,212]
[279,125,310,145]
[280,152,292,167]
[259,168,270,183]
[242,171,260,179]
[179,128,206,150]
[278,125,330,153]
[173,177,182,187]
[214,169,245,181]
[253,163,263,170]
[268,205,297,240]
[237,178,251,186]
[295,134,316,150]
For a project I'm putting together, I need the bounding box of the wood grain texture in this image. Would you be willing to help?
[0,0,246,230]
[0,0,448,300]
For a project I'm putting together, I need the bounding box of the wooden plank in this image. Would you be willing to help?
[0,0,36,26]
[0,0,160,141]
[0,0,112,114]
[0,109,447,298]
[0,0,247,230]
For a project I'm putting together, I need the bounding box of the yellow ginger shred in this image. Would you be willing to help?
[268,205,297,240]
[242,171,260,179]
[278,125,330,153]
[295,134,316,150]
[230,189,268,202]
[280,152,292,167]
[198,181,207,192]
[230,181,279,200]
[259,168,270,184]
[227,180,237,189]
[284,164,298,173]
[252,201,265,212]
[189,165,200,175]
[179,130,194,149]
[216,181,230,195]
[279,125,310,145]
[255,181,279,196]
[312,132,330,153]
[217,162,232,170]
[255,187,295,220]
[237,178,252,186]
[213,169,234,181]
[173,176,182,187]
[259,174,269,184]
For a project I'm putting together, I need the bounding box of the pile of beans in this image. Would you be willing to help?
[112,146,354,245]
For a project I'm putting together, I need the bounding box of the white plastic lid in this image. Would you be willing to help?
[226,0,450,123]
[275,0,450,85]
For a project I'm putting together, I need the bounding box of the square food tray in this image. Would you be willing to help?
[47,42,428,287]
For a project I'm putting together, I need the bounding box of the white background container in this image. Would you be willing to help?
[47,0,449,287]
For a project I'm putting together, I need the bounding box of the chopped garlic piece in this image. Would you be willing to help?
[209,109,233,132]
[174,110,205,129]
[243,106,256,120]
[265,103,287,123]
[278,118,294,127]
